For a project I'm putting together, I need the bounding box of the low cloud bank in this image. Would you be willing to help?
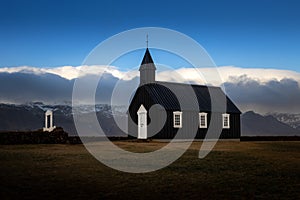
[224,75,300,113]
[0,65,299,114]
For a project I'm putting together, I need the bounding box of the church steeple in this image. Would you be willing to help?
[141,48,154,65]
[139,48,156,85]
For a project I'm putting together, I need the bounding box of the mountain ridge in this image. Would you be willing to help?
[0,103,299,136]
[241,111,299,136]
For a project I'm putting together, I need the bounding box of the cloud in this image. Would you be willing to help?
[1,65,300,85]
[224,75,300,114]
[216,66,300,84]
[0,72,73,104]
[0,65,300,114]
[0,66,45,75]
[157,66,300,86]
[0,65,138,81]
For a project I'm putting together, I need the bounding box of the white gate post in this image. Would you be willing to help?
[45,112,48,129]
[43,110,56,132]
[50,112,53,128]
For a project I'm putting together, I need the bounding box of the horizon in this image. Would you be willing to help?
[0,1,299,131]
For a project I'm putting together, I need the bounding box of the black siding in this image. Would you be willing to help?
[151,111,240,139]
[128,84,241,139]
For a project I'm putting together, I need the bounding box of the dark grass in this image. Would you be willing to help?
[0,141,299,200]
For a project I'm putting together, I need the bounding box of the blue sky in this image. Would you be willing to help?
[0,0,299,71]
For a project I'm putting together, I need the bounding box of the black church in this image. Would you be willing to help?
[128,48,241,139]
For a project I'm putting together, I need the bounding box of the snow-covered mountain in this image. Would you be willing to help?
[1,102,299,137]
[241,111,300,136]
[0,102,127,136]
[268,113,300,130]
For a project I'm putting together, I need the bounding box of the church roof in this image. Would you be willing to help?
[135,81,241,113]
[139,48,156,71]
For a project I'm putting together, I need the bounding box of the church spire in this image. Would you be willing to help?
[139,47,156,85]
[140,48,155,66]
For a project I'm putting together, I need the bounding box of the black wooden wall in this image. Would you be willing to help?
[128,87,241,139]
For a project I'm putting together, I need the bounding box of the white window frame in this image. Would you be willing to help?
[222,113,230,129]
[199,112,208,128]
[173,111,182,128]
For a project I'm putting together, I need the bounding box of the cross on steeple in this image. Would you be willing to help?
[146,34,148,48]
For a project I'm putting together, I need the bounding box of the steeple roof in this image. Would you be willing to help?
[139,48,156,71]
[141,48,154,64]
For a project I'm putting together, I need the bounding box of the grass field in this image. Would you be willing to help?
[0,141,299,199]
